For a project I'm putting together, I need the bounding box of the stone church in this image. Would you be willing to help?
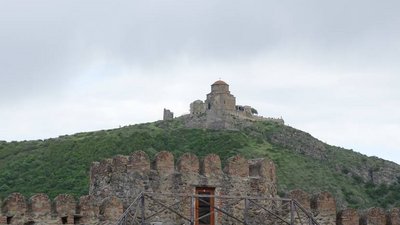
[165,80,284,129]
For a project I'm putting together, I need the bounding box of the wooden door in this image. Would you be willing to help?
[195,187,215,225]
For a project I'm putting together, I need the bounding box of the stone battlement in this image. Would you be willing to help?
[0,192,123,225]
[2,189,400,225]
[2,151,400,225]
[89,151,277,207]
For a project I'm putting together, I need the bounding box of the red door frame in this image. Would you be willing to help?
[195,187,215,225]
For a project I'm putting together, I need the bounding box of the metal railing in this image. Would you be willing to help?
[115,192,319,225]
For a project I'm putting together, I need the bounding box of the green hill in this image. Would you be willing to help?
[0,119,399,209]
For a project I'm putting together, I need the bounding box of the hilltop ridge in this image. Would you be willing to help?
[1,118,400,209]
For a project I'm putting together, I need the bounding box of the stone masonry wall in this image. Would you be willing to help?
[89,151,277,225]
[1,151,399,225]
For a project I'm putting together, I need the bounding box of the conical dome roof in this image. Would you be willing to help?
[212,80,228,85]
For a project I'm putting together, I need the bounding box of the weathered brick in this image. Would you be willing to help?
[29,193,51,219]
[177,153,199,173]
[223,155,248,177]
[54,194,76,224]
[112,155,129,173]
[311,191,336,225]
[79,195,99,224]
[389,208,400,225]
[153,151,174,175]
[361,208,386,225]
[248,158,276,182]
[100,196,123,222]
[201,154,222,176]
[288,189,310,210]
[128,150,150,173]
[337,208,359,225]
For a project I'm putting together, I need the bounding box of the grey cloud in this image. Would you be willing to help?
[0,0,400,163]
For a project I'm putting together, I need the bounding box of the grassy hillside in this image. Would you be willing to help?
[0,119,399,209]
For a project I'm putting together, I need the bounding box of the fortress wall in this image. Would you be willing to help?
[1,190,399,225]
[88,151,279,225]
[2,150,399,225]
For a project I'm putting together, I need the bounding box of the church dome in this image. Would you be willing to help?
[212,80,228,85]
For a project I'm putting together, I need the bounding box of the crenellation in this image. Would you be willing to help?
[311,191,337,225]
[29,193,51,220]
[54,194,76,224]
[79,195,99,225]
[3,150,399,225]
[177,153,199,174]
[201,154,223,176]
[337,208,359,225]
[91,158,113,180]
[223,155,249,177]
[360,207,387,225]
[248,158,276,183]
[1,192,27,225]
[112,155,128,173]
[389,208,400,225]
[153,151,175,175]
[128,150,150,173]
[288,189,311,210]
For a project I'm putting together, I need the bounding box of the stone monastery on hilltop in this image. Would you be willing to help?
[163,80,284,129]
[1,80,400,225]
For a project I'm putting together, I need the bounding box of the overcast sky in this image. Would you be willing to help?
[0,0,399,164]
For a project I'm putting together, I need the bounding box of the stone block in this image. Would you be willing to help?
[90,159,113,181]
[1,192,27,217]
[0,216,6,224]
[153,151,174,175]
[128,150,150,173]
[29,193,51,219]
[311,191,336,225]
[223,155,248,177]
[177,153,199,173]
[389,208,400,225]
[201,154,222,176]
[361,208,386,225]
[54,194,76,224]
[112,155,129,173]
[248,158,276,182]
[288,189,310,210]
[79,195,99,224]
[100,196,123,222]
[337,209,359,225]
